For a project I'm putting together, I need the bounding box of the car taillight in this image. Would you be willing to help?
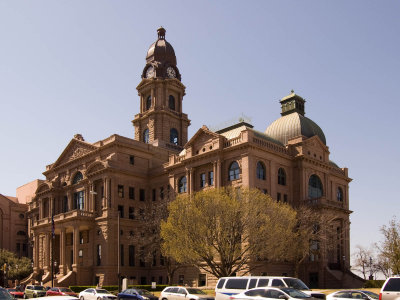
[379,293,382,300]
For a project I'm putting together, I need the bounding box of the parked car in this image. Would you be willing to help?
[327,290,378,300]
[24,285,47,298]
[380,276,400,300]
[79,289,117,300]
[231,287,311,300]
[160,287,214,300]
[215,276,325,300]
[7,288,24,298]
[0,288,14,300]
[117,289,157,300]
[46,288,78,298]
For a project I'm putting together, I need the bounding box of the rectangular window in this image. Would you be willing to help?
[79,232,84,244]
[198,274,206,287]
[129,207,135,219]
[208,171,214,186]
[120,244,124,266]
[118,205,124,218]
[140,247,145,267]
[97,244,102,266]
[200,173,206,188]
[160,187,164,200]
[263,189,268,195]
[178,275,184,285]
[73,191,84,210]
[284,194,288,203]
[118,185,124,198]
[140,189,145,201]
[160,254,165,266]
[129,187,135,200]
[152,251,157,266]
[158,276,163,284]
[63,196,68,212]
[152,189,156,201]
[129,155,135,165]
[129,245,135,266]
[277,193,281,202]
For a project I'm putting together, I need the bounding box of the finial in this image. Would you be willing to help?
[74,134,85,141]
[291,89,294,94]
[157,26,166,40]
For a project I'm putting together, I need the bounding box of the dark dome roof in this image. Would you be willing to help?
[146,27,177,66]
[265,91,326,145]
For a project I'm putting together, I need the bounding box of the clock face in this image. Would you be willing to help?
[146,66,154,78]
[167,67,176,78]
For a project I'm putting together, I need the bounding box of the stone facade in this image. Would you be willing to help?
[23,27,360,288]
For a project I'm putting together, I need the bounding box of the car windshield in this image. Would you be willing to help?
[363,292,379,299]
[186,289,206,295]
[60,288,73,292]
[280,288,311,299]
[7,290,16,293]
[0,290,13,300]
[34,286,46,291]
[282,279,309,290]
[138,290,152,296]
[96,289,109,294]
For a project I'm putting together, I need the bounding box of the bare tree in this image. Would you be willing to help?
[352,245,374,279]
[377,217,400,276]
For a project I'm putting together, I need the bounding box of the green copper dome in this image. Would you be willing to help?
[265,91,326,145]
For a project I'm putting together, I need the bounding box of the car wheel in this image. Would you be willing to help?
[97,298,102,300]
[80,297,85,300]
[23,295,27,299]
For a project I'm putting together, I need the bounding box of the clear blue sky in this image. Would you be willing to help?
[1,1,399,263]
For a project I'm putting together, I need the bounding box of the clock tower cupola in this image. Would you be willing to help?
[133,27,190,150]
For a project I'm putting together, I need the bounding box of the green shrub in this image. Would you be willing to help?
[364,280,385,288]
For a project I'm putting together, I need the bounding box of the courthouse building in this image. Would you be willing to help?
[24,27,359,288]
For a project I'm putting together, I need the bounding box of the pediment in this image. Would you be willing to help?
[51,139,98,169]
[185,125,221,149]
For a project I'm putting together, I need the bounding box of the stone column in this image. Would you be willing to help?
[68,191,73,211]
[213,161,217,187]
[50,197,54,216]
[45,233,50,271]
[72,227,79,271]
[189,168,194,194]
[39,199,43,219]
[217,160,222,188]
[33,234,38,271]
[59,228,66,275]
[84,185,90,211]
[103,177,108,209]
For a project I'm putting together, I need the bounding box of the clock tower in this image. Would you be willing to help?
[132,27,190,150]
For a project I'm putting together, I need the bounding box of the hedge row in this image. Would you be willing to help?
[69,285,169,293]
[363,280,385,288]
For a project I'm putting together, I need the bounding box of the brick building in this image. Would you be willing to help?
[24,27,360,288]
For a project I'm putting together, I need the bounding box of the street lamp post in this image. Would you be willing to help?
[369,257,374,280]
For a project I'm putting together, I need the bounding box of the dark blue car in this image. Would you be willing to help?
[117,289,158,300]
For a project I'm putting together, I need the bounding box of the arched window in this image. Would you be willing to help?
[72,172,83,184]
[170,128,178,145]
[308,174,323,199]
[229,161,240,181]
[169,95,175,110]
[256,161,266,180]
[337,187,343,202]
[278,168,286,185]
[146,95,151,111]
[143,129,150,144]
[178,176,187,193]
